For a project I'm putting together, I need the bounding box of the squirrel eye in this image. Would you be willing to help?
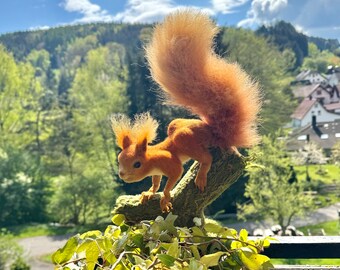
[133,161,141,169]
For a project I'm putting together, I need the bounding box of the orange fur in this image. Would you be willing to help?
[112,10,261,212]
[145,9,261,147]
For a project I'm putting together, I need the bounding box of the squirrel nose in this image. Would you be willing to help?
[119,170,125,178]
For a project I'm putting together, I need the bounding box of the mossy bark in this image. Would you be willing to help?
[112,148,246,227]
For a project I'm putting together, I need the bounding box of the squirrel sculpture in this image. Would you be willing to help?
[111,10,261,212]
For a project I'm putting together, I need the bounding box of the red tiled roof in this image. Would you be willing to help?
[291,99,317,120]
[324,102,340,111]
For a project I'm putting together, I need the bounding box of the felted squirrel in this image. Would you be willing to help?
[111,10,261,212]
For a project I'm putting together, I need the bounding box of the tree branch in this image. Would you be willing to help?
[112,148,246,227]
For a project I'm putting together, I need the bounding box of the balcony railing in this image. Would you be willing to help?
[261,236,340,270]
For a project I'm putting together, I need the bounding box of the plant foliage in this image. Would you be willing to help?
[52,213,273,270]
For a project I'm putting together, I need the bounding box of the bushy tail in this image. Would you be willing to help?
[145,9,261,148]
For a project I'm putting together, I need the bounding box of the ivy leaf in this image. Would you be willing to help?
[189,258,205,270]
[191,226,205,237]
[190,245,201,260]
[239,251,272,270]
[200,251,226,267]
[204,223,224,234]
[84,241,101,270]
[239,229,248,242]
[165,212,178,225]
[112,214,126,226]
[131,233,144,248]
[157,254,176,267]
[221,228,238,238]
[167,238,179,258]
[80,230,102,239]
[52,235,78,265]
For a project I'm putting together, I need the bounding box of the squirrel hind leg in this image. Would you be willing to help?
[193,151,213,192]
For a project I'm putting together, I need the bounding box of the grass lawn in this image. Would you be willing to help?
[298,220,340,236]
[294,164,340,184]
[6,223,107,239]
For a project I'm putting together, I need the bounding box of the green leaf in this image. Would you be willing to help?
[191,226,205,237]
[112,214,126,226]
[84,241,101,270]
[165,212,178,225]
[204,223,224,234]
[239,251,271,270]
[190,246,201,260]
[131,233,144,248]
[200,251,226,267]
[103,250,117,264]
[221,228,238,238]
[77,239,92,253]
[157,254,176,267]
[189,258,205,270]
[239,229,248,242]
[80,230,102,239]
[52,235,78,265]
[167,238,179,258]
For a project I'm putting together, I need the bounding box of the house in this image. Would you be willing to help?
[288,67,340,150]
[286,118,340,154]
[292,70,327,85]
[291,99,340,128]
[292,83,340,104]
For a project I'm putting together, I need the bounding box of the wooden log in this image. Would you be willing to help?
[112,148,246,227]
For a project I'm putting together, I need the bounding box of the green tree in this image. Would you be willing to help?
[49,44,128,224]
[302,43,340,73]
[331,141,340,165]
[0,45,51,225]
[222,28,295,134]
[238,134,313,235]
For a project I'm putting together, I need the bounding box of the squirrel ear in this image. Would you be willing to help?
[136,137,147,153]
[122,135,133,149]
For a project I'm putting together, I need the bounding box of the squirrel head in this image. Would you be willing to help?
[111,112,159,182]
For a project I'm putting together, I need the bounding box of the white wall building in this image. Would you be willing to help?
[291,99,340,128]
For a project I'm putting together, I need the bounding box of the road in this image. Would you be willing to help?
[18,234,73,270]
[17,202,340,269]
[224,202,340,232]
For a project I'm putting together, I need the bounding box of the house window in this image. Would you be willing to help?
[317,90,322,95]
[321,134,329,139]
[318,110,321,116]
[297,135,307,141]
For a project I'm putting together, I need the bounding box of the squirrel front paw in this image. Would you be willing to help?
[160,196,173,213]
[140,191,155,204]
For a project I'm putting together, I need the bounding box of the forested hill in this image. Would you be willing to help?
[0,23,148,63]
[1,20,339,226]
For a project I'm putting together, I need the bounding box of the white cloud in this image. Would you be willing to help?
[113,0,249,24]
[211,0,249,14]
[238,0,288,27]
[238,0,340,40]
[113,0,177,23]
[61,0,113,23]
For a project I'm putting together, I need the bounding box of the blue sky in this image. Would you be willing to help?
[1,0,340,40]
